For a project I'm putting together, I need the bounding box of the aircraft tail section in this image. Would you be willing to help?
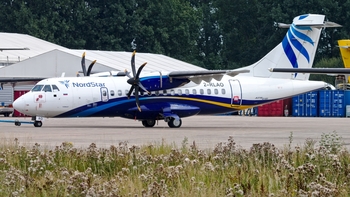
[240,14,339,80]
[338,40,350,83]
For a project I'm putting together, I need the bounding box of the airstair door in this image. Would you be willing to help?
[228,79,242,106]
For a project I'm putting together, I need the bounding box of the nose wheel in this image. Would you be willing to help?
[34,121,42,127]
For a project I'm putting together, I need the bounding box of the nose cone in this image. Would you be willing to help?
[13,97,26,114]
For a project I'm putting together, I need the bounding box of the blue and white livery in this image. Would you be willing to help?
[13,14,340,128]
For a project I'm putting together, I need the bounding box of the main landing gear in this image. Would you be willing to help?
[141,118,182,128]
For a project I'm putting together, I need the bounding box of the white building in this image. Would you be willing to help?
[0,32,205,109]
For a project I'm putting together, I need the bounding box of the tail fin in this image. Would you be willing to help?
[241,14,336,80]
[338,40,350,82]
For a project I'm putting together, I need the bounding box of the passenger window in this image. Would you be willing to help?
[177,89,182,95]
[103,90,107,96]
[118,90,122,96]
[221,89,226,94]
[155,91,159,96]
[200,89,204,95]
[207,89,211,95]
[171,90,175,95]
[110,90,115,96]
[185,89,189,95]
[43,85,52,92]
[32,85,44,92]
[125,90,129,95]
[52,85,60,92]
[214,89,218,95]
[163,90,167,95]
[192,89,197,95]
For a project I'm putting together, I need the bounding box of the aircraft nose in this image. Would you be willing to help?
[13,97,25,113]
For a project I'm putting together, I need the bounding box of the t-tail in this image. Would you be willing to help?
[239,14,341,80]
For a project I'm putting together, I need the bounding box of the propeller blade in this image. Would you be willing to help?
[81,52,87,76]
[135,62,147,79]
[127,86,135,99]
[131,51,136,77]
[125,69,133,79]
[138,82,149,94]
[134,86,141,112]
[87,60,97,76]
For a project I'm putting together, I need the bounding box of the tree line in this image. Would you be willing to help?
[0,0,349,77]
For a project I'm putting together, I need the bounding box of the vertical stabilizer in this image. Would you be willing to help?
[338,40,350,83]
[240,14,327,80]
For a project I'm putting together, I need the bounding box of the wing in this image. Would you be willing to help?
[168,69,250,84]
[269,68,350,75]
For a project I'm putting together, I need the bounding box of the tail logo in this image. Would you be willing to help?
[282,17,314,70]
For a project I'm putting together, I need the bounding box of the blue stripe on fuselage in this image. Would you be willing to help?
[55,95,275,118]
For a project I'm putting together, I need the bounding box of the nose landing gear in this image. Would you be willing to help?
[32,116,43,127]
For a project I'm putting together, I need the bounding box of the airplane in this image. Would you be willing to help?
[12,14,345,128]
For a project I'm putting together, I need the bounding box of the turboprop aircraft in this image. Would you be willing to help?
[12,14,342,128]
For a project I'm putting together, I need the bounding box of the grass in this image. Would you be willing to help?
[0,133,349,196]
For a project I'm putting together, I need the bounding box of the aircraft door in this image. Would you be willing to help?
[228,79,242,106]
[100,87,109,102]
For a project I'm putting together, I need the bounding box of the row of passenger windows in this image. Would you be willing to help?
[31,84,227,97]
[112,88,227,97]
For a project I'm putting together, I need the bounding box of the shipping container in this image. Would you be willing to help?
[318,90,331,117]
[319,90,345,117]
[332,90,345,117]
[292,91,318,117]
[258,98,292,116]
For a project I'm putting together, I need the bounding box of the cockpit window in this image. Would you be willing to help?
[32,85,44,92]
[52,85,60,92]
[43,85,52,92]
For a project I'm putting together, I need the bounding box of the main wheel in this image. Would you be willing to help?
[142,120,156,127]
[168,118,182,128]
[34,121,42,127]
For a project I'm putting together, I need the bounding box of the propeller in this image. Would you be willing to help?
[81,52,97,76]
[126,51,149,112]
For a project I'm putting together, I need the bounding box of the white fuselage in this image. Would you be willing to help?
[13,74,326,118]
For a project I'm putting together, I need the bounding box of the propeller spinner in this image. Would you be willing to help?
[126,51,149,112]
[81,52,97,76]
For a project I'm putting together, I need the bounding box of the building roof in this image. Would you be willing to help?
[0,32,205,72]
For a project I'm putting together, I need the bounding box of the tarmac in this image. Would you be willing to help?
[0,115,349,150]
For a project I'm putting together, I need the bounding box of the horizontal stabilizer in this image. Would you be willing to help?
[278,21,341,28]
[269,68,350,74]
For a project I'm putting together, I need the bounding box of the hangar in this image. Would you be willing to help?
[0,32,205,113]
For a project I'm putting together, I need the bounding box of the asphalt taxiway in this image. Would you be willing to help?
[0,116,349,150]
